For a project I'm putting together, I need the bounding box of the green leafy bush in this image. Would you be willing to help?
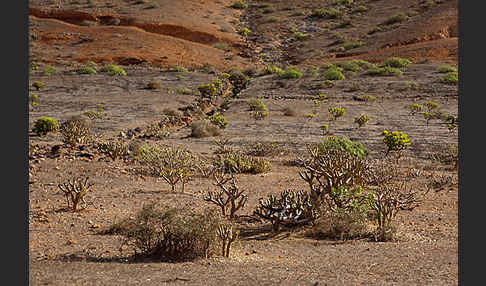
[318,136,368,158]
[383,13,408,25]
[238,27,251,37]
[366,66,403,76]
[381,130,411,157]
[209,114,229,129]
[79,66,97,75]
[102,64,127,76]
[437,65,457,73]
[324,67,345,80]
[328,106,346,120]
[278,67,303,79]
[383,57,411,68]
[32,116,59,136]
[32,81,45,90]
[354,114,370,128]
[440,71,458,85]
[248,98,268,112]
[310,8,342,19]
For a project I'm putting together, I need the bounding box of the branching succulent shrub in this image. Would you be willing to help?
[238,27,251,37]
[318,136,368,157]
[381,130,412,161]
[213,152,271,174]
[216,223,240,258]
[254,189,319,232]
[97,139,129,161]
[60,116,93,146]
[328,107,346,120]
[299,147,371,201]
[57,176,94,211]
[369,182,429,241]
[248,98,268,112]
[118,203,220,261]
[354,114,370,128]
[137,144,195,192]
[204,171,248,219]
[32,116,59,137]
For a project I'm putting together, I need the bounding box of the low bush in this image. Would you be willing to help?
[365,66,403,76]
[117,203,221,261]
[383,13,408,25]
[328,106,346,120]
[209,114,229,129]
[102,64,127,76]
[191,120,222,138]
[324,67,345,80]
[310,8,342,19]
[60,116,93,145]
[278,67,303,79]
[383,57,412,68]
[354,114,370,128]
[318,136,368,158]
[231,0,248,9]
[440,71,458,85]
[437,65,457,73]
[32,116,59,137]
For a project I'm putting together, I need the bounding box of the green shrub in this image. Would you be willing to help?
[137,144,195,192]
[176,87,192,95]
[209,114,229,129]
[437,65,457,73]
[342,41,363,51]
[318,136,368,158]
[244,141,284,157]
[294,31,309,40]
[102,64,127,76]
[440,71,458,85]
[172,65,188,73]
[278,67,303,79]
[262,65,283,75]
[238,27,251,37]
[383,57,412,68]
[354,114,370,128]
[310,8,342,19]
[32,81,45,90]
[353,5,368,13]
[331,0,353,5]
[336,61,361,72]
[214,152,271,174]
[366,66,403,76]
[248,98,268,112]
[29,93,39,108]
[251,110,269,120]
[79,66,97,75]
[407,103,423,115]
[32,116,59,136]
[116,203,220,261]
[381,130,411,157]
[43,65,56,76]
[328,106,346,120]
[324,67,345,80]
[383,13,408,25]
[230,0,248,9]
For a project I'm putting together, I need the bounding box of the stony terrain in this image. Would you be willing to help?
[29,0,458,285]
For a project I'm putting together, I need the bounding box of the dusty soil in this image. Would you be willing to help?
[29,0,458,285]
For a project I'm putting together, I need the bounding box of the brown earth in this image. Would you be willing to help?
[29,0,459,285]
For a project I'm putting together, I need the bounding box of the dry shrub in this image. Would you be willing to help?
[116,203,221,261]
[60,116,93,146]
[244,141,285,157]
[191,120,222,138]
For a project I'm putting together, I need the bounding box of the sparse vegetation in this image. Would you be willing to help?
[318,136,368,158]
[328,106,346,120]
[384,57,412,68]
[324,67,346,80]
[354,114,370,128]
[383,13,409,25]
[440,71,458,85]
[310,8,342,19]
[366,66,403,76]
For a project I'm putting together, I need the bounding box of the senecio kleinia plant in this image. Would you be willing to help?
[381,130,411,156]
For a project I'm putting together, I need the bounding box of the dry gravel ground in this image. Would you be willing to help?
[28,0,458,284]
